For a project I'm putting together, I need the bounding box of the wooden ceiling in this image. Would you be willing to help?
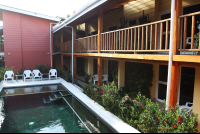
[68,0,136,26]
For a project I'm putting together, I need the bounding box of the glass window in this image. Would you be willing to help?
[158,83,167,100]
[159,65,168,82]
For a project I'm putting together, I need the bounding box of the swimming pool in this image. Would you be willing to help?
[0,84,115,133]
[0,78,139,133]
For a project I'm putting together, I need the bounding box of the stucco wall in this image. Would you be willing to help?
[3,10,52,72]
[193,67,200,132]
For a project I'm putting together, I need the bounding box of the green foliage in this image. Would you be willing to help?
[111,65,118,88]
[83,86,198,133]
[194,32,199,48]
[35,64,51,73]
[101,82,119,114]
[125,62,153,98]
[138,100,198,133]
[56,67,72,82]
[0,57,5,68]
[56,16,66,21]
[0,66,14,81]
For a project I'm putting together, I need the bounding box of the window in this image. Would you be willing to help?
[129,19,137,27]
[156,65,168,101]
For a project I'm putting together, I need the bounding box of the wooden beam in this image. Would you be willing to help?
[61,54,63,69]
[98,57,102,87]
[73,24,76,53]
[60,29,63,52]
[73,56,77,79]
[173,55,200,63]
[178,62,200,68]
[72,53,169,61]
[98,6,103,53]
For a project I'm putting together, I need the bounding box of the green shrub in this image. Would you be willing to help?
[0,66,14,81]
[82,84,198,133]
[62,70,72,82]
[35,64,50,73]
[125,62,153,98]
[138,100,198,133]
[101,82,119,114]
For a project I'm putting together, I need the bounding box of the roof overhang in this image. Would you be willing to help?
[0,4,60,22]
[53,0,107,33]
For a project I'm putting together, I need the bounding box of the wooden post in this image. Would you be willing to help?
[98,6,103,53]
[73,24,76,53]
[169,0,182,107]
[73,56,77,79]
[60,29,63,52]
[118,61,125,89]
[98,57,102,87]
[61,54,63,69]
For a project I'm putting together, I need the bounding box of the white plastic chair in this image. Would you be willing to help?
[5,89,15,95]
[102,74,108,84]
[93,74,98,85]
[32,70,42,81]
[4,71,14,81]
[49,69,57,80]
[179,102,193,115]
[23,70,33,82]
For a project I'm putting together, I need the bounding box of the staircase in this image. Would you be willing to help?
[43,92,71,104]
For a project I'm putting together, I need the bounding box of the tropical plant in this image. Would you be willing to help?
[125,62,153,98]
[0,66,14,81]
[35,64,51,73]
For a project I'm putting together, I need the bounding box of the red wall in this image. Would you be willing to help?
[3,10,52,72]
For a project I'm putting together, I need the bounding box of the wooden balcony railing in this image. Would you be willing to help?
[74,35,98,53]
[61,41,72,53]
[53,43,60,53]
[101,18,171,53]
[0,43,4,52]
[178,11,200,52]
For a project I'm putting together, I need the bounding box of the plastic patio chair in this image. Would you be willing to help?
[4,71,14,81]
[49,69,57,80]
[93,74,98,85]
[179,102,193,115]
[49,85,57,91]
[102,74,108,84]
[32,69,42,81]
[23,70,33,82]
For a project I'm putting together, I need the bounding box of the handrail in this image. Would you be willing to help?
[63,97,92,133]
[179,11,200,18]
[76,34,98,40]
[101,18,171,34]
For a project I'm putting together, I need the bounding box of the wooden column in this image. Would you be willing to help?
[61,54,63,69]
[118,61,125,89]
[169,0,182,107]
[88,58,94,82]
[73,24,76,53]
[98,6,103,53]
[98,57,102,87]
[155,0,160,21]
[73,56,77,79]
[60,29,63,52]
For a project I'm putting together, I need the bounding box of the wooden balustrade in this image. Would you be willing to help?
[74,35,98,53]
[62,41,72,53]
[53,43,60,53]
[178,11,200,51]
[100,18,171,53]
[0,44,3,52]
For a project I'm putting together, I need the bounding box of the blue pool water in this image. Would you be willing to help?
[0,85,115,133]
